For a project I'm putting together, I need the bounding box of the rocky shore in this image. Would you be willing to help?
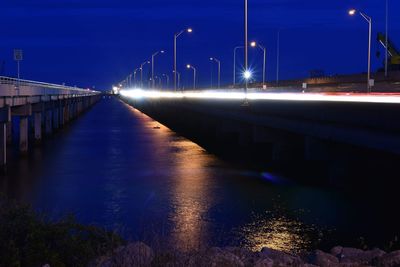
[90,242,400,267]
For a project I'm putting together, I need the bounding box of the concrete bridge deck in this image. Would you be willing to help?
[0,76,101,165]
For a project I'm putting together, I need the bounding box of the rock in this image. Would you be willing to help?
[254,257,274,267]
[339,248,386,265]
[224,247,258,266]
[331,246,343,257]
[260,247,303,266]
[224,247,254,261]
[310,249,340,267]
[188,247,244,267]
[110,242,154,267]
[376,250,400,267]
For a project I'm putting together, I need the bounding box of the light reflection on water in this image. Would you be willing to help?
[239,214,316,254]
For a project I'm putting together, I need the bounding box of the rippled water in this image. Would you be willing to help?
[1,97,399,253]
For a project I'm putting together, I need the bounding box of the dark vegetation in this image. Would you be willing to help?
[0,198,124,267]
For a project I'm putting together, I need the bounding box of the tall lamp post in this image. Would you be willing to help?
[385,0,389,77]
[140,60,150,88]
[210,57,221,88]
[186,64,196,90]
[244,0,249,95]
[349,9,372,93]
[133,68,140,87]
[173,70,181,90]
[233,46,244,85]
[276,29,281,84]
[151,50,165,88]
[174,28,193,91]
[251,41,267,88]
[162,74,170,89]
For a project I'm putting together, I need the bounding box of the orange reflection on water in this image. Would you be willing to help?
[241,216,312,254]
[168,138,215,252]
[126,104,216,252]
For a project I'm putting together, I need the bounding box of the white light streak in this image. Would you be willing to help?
[120,89,400,104]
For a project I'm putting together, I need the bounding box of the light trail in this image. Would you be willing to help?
[120,88,400,104]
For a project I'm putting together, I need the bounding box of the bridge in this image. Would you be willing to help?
[120,89,400,163]
[0,76,100,166]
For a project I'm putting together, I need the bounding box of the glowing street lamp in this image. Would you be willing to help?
[174,28,193,91]
[210,57,221,88]
[243,70,252,80]
[140,61,150,88]
[250,41,267,88]
[186,64,197,89]
[349,9,372,92]
[151,50,165,88]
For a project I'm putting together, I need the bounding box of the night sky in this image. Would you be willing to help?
[1,0,399,90]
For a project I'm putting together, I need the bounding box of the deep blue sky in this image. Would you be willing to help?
[1,0,399,90]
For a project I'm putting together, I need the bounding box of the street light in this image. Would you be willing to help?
[250,41,267,88]
[210,57,221,88]
[244,0,249,95]
[385,0,389,77]
[151,50,165,88]
[276,29,282,84]
[140,60,150,88]
[162,74,170,89]
[186,64,196,90]
[173,70,181,90]
[133,68,140,87]
[349,9,372,93]
[174,28,193,91]
[154,76,162,88]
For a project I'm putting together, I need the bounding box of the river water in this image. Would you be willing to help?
[0,97,398,253]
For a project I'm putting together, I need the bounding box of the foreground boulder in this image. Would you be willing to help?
[90,242,400,267]
[94,242,154,267]
[310,250,339,267]
[376,250,400,267]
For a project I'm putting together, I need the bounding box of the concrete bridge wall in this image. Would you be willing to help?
[121,96,400,164]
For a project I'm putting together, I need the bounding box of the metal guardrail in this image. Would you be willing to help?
[0,76,99,94]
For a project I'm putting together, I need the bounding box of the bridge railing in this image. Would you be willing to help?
[0,76,99,97]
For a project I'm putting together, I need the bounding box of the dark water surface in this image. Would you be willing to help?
[1,97,398,253]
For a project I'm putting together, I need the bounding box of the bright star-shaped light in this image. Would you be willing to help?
[243,70,252,80]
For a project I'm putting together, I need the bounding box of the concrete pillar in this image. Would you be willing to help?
[59,105,65,127]
[45,110,52,135]
[0,123,6,165]
[53,108,59,130]
[20,117,29,153]
[34,112,42,143]
[6,122,12,145]
[64,104,69,122]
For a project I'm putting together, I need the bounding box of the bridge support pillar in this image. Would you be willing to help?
[64,103,70,123]
[34,112,42,143]
[6,122,12,145]
[0,123,6,166]
[12,104,31,154]
[60,105,65,126]
[19,117,29,153]
[45,110,52,135]
[53,108,59,130]
[0,106,11,165]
